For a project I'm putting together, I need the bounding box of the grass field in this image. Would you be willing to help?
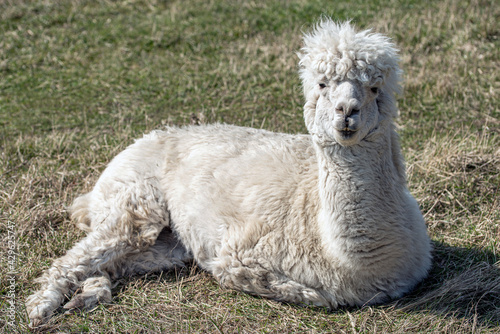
[1,0,499,332]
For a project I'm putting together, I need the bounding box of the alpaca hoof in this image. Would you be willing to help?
[27,303,53,327]
[63,289,111,312]
[63,295,100,312]
[63,295,87,310]
[29,317,45,328]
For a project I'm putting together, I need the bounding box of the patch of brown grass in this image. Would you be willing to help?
[407,131,499,250]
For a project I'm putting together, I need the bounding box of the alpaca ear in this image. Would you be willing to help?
[297,51,310,76]
[298,52,317,101]
[303,92,319,133]
[376,89,399,119]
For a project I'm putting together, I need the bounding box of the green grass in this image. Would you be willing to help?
[1,0,499,332]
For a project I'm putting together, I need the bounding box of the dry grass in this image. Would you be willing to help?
[409,132,499,248]
[1,0,499,332]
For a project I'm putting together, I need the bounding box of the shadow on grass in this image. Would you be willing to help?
[391,241,500,327]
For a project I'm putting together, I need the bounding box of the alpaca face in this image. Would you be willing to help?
[311,78,380,147]
[299,21,402,147]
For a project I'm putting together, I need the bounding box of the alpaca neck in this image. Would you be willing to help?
[314,128,407,262]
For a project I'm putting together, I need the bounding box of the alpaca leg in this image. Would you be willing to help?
[264,278,334,308]
[27,188,170,326]
[63,275,112,312]
[58,229,192,318]
[47,229,189,316]
[26,229,128,326]
[213,254,335,308]
[119,227,193,277]
[58,228,192,317]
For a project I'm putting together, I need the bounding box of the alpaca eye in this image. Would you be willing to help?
[319,83,326,89]
[371,87,379,94]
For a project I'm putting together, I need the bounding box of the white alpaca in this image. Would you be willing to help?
[26,20,432,326]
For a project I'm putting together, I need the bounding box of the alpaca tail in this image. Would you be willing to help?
[69,193,92,232]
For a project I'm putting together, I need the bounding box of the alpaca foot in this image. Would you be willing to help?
[63,293,105,313]
[269,279,333,308]
[63,276,112,312]
[214,255,335,309]
[26,295,57,327]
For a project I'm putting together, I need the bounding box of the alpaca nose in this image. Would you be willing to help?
[344,112,359,127]
[335,103,360,129]
[335,105,360,120]
[336,106,360,116]
[335,100,360,117]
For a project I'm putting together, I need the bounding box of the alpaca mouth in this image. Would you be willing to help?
[340,129,356,138]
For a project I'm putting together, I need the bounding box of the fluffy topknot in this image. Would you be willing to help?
[299,20,402,100]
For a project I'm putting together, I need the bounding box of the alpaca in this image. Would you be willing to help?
[26,20,432,326]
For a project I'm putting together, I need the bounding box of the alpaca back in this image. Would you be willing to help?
[152,125,322,268]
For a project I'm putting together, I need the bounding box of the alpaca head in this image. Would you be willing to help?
[299,20,402,147]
